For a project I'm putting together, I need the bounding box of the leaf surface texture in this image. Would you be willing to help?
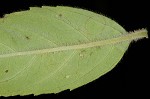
[0,6,147,96]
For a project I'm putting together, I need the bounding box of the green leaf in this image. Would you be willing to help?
[0,6,148,96]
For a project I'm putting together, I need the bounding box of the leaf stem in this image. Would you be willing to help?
[0,29,148,58]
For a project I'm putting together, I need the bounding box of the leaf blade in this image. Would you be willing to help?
[0,6,148,96]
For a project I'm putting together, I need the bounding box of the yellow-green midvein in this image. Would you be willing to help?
[0,29,148,58]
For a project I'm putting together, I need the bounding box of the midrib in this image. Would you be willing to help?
[0,29,148,58]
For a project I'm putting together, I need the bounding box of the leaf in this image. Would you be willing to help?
[0,6,148,96]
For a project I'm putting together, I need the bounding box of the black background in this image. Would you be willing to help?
[0,0,149,98]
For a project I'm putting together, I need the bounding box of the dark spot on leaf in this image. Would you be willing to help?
[25,36,30,40]
[5,70,8,73]
[81,50,86,53]
[52,52,55,54]
[58,14,62,17]
[11,37,14,40]
[90,52,93,56]
[79,50,86,58]
[78,40,82,43]
[96,46,101,49]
